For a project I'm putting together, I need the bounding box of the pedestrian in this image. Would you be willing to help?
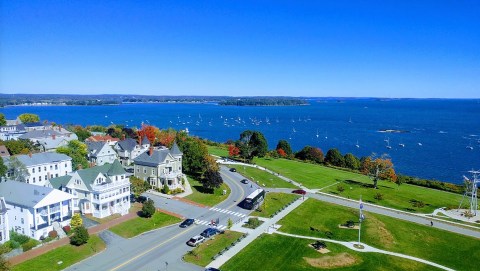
[430,221,433,226]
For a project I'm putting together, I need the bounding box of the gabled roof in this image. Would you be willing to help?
[0,197,7,215]
[19,129,62,139]
[107,160,126,176]
[23,122,44,127]
[116,138,137,152]
[134,148,172,167]
[87,141,107,155]
[2,152,71,167]
[86,134,120,143]
[0,181,73,208]
[0,145,10,157]
[170,141,183,156]
[48,175,72,190]
[36,137,70,150]
[142,136,150,145]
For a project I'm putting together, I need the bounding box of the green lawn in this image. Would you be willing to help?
[183,231,244,267]
[109,212,182,238]
[12,235,105,271]
[250,192,300,218]
[254,157,463,213]
[278,199,480,271]
[207,145,229,157]
[185,176,231,206]
[221,234,438,271]
[229,165,298,189]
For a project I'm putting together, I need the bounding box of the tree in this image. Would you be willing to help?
[236,130,268,161]
[325,148,345,167]
[18,113,40,123]
[344,153,360,170]
[0,158,7,178]
[228,144,240,157]
[202,169,223,190]
[0,113,6,126]
[70,225,89,246]
[71,125,92,142]
[7,156,29,182]
[361,154,397,189]
[56,140,88,170]
[142,199,156,218]
[277,148,287,157]
[106,126,123,139]
[137,124,157,146]
[276,140,292,156]
[0,245,10,271]
[156,128,176,148]
[179,138,209,175]
[295,146,324,163]
[162,183,170,194]
[70,213,83,228]
[3,139,38,155]
[130,176,150,195]
[250,131,268,158]
[227,218,233,230]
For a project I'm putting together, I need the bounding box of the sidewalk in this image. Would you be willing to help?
[207,197,306,268]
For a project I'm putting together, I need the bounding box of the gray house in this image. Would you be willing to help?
[133,142,183,191]
[86,141,117,166]
[114,136,150,166]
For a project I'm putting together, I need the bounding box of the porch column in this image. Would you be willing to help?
[33,208,38,230]
[60,201,63,222]
[47,205,51,225]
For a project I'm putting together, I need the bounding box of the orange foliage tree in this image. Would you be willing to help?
[137,124,157,145]
[277,148,287,157]
[228,144,240,157]
[156,128,177,148]
[361,155,397,189]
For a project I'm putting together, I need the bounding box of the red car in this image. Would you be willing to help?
[292,189,306,195]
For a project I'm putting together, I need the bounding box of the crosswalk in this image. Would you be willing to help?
[195,219,227,230]
[209,207,246,218]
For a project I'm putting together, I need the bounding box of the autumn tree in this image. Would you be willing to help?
[295,146,324,163]
[277,148,287,157]
[361,154,397,189]
[228,144,240,157]
[156,128,176,147]
[276,140,292,156]
[70,213,83,228]
[137,124,157,145]
[18,113,40,123]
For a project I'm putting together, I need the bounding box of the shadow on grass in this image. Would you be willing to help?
[192,185,214,194]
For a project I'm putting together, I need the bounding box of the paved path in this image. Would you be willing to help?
[275,232,455,271]
[207,197,306,268]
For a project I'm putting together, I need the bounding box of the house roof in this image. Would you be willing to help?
[142,136,150,145]
[36,137,70,150]
[2,152,71,167]
[48,175,72,190]
[134,148,172,167]
[170,141,183,156]
[0,181,73,208]
[0,197,7,215]
[23,122,44,128]
[116,138,137,152]
[85,134,120,143]
[87,141,106,155]
[18,129,62,139]
[0,145,10,157]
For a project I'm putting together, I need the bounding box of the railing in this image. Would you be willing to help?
[91,179,130,192]
[162,171,181,179]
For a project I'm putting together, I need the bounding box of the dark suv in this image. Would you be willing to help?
[200,228,218,238]
[180,218,195,228]
[229,168,237,172]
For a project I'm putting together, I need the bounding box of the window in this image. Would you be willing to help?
[55,173,58,177]
[143,168,146,174]
[39,176,42,182]
[21,218,24,224]
[45,174,48,180]
[44,166,47,171]
[65,163,67,167]
[33,177,36,183]
[55,164,58,170]
[20,207,23,212]
[50,165,53,170]
[32,168,35,173]
[152,169,155,175]
[38,166,41,172]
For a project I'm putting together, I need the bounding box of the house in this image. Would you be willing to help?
[86,141,118,166]
[133,142,183,191]
[0,197,9,244]
[18,128,78,151]
[114,136,150,166]
[2,152,73,186]
[23,122,46,131]
[0,124,26,141]
[85,134,120,146]
[0,181,74,240]
[48,160,130,219]
[0,145,10,157]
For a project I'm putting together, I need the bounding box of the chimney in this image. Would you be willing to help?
[29,152,32,158]
[52,134,56,140]
[122,134,126,140]
[78,164,83,170]
[149,146,154,156]
[139,136,142,145]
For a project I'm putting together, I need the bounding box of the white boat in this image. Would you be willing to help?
[418,142,423,146]
[386,138,392,149]
[348,117,352,123]
[292,128,296,133]
[466,145,474,150]
[355,140,360,148]
[399,143,405,147]
[316,129,319,138]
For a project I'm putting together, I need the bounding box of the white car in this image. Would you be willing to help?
[187,235,205,247]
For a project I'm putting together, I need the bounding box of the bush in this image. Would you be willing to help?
[70,226,89,246]
[10,231,30,245]
[410,199,425,208]
[22,239,39,252]
[244,217,262,229]
[374,193,384,201]
[63,225,71,235]
[48,230,58,239]
[336,185,345,193]
[162,183,170,194]
[142,199,156,218]
[5,240,20,250]
[70,213,83,228]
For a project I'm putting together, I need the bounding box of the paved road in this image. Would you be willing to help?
[268,188,480,239]
[66,166,256,271]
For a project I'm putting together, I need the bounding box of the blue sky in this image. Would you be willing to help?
[1,1,479,98]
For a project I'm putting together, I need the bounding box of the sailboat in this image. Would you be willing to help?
[355,140,360,148]
[316,129,319,138]
[398,141,405,147]
[466,141,474,150]
[348,117,352,123]
[386,138,392,149]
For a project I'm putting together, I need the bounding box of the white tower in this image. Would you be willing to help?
[458,170,479,216]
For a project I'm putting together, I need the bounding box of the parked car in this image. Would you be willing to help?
[229,168,237,172]
[180,218,195,228]
[200,228,218,238]
[205,268,221,271]
[241,179,249,184]
[130,194,136,203]
[137,195,150,203]
[292,189,306,195]
[187,235,205,247]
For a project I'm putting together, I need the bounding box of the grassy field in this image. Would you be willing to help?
[109,212,182,238]
[185,176,231,206]
[254,157,463,213]
[221,234,438,271]
[278,199,480,271]
[12,235,105,271]
[183,231,244,267]
[207,145,229,157]
[250,192,300,218]
[229,165,298,189]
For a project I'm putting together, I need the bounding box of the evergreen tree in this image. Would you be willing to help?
[70,213,83,228]
[70,226,89,246]
[276,139,292,156]
[344,153,360,170]
[142,199,156,218]
[325,148,345,167]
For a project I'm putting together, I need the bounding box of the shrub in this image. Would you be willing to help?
[70,213,83,228]
[70,226,89,246]
[374,193,384,201]
[22,239,39,252]
[142,199,156,218]
[336,185,345,193]
[48,230,58,239]
[162,183,170,194]
[63,225,71,234]
[5,240,20,250]
[410,199,425,208]
[10,231,30,245]
[245,217,261,229]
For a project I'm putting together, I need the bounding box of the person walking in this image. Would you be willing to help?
[430,221,433,226]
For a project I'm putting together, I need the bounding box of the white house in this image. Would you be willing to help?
[3,152,73,186]
[0,197,9,244]
[114,136,150,166]
[133,142,184,191]
[18,127,78,152]
[0,181,74,240]
[86,141,118,166]
[48,160,130,219]
[0,124,26,141]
